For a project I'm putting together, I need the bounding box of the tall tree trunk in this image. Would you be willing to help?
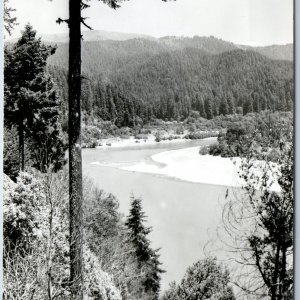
[280,246,287,299]
[68,0,83,298]
[272,243,281,300]
[19,117,25,171]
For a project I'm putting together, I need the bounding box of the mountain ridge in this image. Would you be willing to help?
[7,29,293,61]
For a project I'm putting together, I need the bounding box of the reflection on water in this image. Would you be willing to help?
[82,139,229,290]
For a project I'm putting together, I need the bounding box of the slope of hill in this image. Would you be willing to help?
[8,30,292,62]
[47,35,293,77]
[251,44,293,61]
[159,35,238,53]
[41,30,155,43]
[49,42,293,126]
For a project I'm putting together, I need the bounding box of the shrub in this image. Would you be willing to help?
[162,257,235,300]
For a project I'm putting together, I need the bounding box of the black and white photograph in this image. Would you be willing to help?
[3,0,294,299]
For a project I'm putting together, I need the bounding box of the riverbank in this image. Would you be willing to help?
[122,146,243,187]
[94,135,218,149]
[121,146,281,191]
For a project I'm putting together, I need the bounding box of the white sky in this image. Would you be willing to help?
[8,0,293,46]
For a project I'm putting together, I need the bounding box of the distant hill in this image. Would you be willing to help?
[159,35,237,54]
[40,30,155,43]
[47,35,293,78]
[49,40,293,124]
[8,30,293,61]
[251,44,293,61]
[5,29,154,44]
[158,35,293,61]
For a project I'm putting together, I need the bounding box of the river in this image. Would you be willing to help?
[82,139,229,290]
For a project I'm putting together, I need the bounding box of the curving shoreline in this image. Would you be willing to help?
[122,146,244,187]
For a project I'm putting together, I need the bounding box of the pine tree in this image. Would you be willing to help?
[227,93,235,114]
[4,24,64,172]
[125,196,164,299]
[26,74,66,172]
[219,97,229,115]
[243,95,253,115]
[205,98,213,119]
[196,95,206,118]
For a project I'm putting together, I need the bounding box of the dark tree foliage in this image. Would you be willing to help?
[3,127,20,181]
[26,74,67,172]
[48,43,293,123]
[162,257,236,300]
[209,111,293,160]
[49,65,152,128]
[125,196,164,299]
[4,24,65,174]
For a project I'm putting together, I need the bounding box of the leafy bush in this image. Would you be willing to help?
[199,145,210,155]
[184,131,218,140]
[3,172,45,250]
[162,257,235,300]
[155,131,163,142]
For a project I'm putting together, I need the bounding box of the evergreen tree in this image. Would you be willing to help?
[205,98,213,119]
[219,97,229,115]
[243,95,253,115]
[227,93,235,114]
[4,24,64,172]
[197,95,206,118]
[125,196,164,299]
[26,74,66,172]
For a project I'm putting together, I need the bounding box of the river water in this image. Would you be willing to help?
[82,139,229,290]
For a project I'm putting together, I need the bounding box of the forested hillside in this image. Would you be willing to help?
[48,36,293,126]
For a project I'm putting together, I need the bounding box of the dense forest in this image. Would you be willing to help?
[47,36,293,127]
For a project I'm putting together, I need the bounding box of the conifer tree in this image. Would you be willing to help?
[125,196,164,299]
[4,24,64,172]
[26,74,66,172]
[205,98,213,119]
[227,93,235,114]
[243,95,253,115]
[219,97,229,115]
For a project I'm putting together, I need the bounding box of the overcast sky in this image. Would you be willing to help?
[9,0,293,46]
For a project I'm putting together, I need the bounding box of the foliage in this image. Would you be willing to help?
[48,42,293,124]
[208,111,293,160]
[184,131,219,140]
[3,172,45,251]
[3,126,21,180]
[211,116,294,299]
[4,24,66,173]
[84,246,122,300]
[3,169,125,299]
[125,196,164,299]
[236,143,293,299]
[84,189,164,300]
[162,257,236,300]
